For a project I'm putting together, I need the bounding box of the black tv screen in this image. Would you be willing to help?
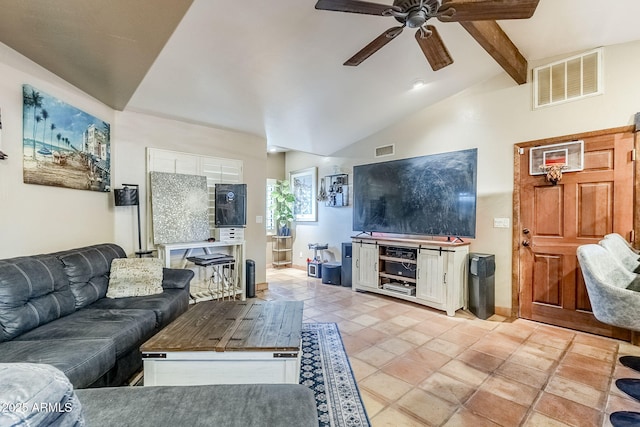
[353,148,477,238]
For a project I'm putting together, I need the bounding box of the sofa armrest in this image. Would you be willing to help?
[162,268,194,290]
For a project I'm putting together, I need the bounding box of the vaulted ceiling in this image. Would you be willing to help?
[2,0,640,155]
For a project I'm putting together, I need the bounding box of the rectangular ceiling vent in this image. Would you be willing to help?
[533,48,603,109]
[375,144,395,158]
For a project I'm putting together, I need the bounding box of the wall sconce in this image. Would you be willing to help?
[114,184,152,257]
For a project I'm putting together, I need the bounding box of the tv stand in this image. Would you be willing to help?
[351,236,469,316]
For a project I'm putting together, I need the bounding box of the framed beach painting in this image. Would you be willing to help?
[22,84,111,192]
[291,167,317,222]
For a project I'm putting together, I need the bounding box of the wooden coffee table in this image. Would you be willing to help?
[141,300,304,386]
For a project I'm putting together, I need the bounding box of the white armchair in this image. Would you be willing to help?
[577,243,640,426]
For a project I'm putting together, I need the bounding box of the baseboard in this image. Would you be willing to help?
[256,282,268,291]
[494,306,511,318]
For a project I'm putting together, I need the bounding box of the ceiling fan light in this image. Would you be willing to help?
[406,10,427,28]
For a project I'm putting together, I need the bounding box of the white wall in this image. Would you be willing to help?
[0,41,269,286]
[0,42,115,258]
[114,111,268,283]
[286,40,640,312]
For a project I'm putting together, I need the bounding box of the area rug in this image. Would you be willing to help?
[301,323,370,427]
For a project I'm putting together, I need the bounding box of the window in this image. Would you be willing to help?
[266,179,277,235]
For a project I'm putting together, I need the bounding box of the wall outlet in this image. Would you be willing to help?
[493,218,510,228]
[299,252,304,258]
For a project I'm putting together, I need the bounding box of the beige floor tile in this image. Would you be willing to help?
[335,319,367,335]
[262,268,626,427]
[397,388,458,426]
[439,360,489,387]
[523,412,574,427]
[353,345,397,367]
[397,328,433,346]
[456,349,504,373]
[464,389,529,426]
[370,407,425,427]
[423,338,465,358]
[569,342,616,363]
[359,389,387,418]
[371,321,408,336]
[352,313,383,327]
[359,371,413,402]
[480,375,539,407]
[419,372,476,404]
[349,357,378,381]
[544,375,606,409]
[381,358,432,386]
[341,333,372,354]
[443,408,501,427]
[534,392,602,427]
[376,337,416,356]
[405,346,452,371]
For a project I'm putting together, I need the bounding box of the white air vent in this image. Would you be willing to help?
[375,144,395,158]
[533,48,603,109]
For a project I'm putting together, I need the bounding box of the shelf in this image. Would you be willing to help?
[273,249,292,252]
[379,255,417,264]
[379,272,417,283]
[272,261,292,266]
[272,235,292,239]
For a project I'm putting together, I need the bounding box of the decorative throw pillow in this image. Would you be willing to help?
[107,258,164,298]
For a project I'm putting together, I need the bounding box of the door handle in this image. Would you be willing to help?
[522,240,530,247]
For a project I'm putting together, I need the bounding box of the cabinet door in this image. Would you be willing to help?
[416,249,445,304]
[355,243,379,289]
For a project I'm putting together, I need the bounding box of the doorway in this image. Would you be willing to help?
[513,126,636,340]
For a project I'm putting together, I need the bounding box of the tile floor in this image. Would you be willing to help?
[261,267,640,427]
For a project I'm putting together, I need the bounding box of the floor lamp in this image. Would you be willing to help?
[114,184,152,257]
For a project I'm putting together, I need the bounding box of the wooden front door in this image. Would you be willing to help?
[516,127,635,339]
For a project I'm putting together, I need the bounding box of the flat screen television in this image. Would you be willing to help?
[353,148,477,238]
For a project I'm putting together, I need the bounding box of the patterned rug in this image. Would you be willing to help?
[300,323,370,427]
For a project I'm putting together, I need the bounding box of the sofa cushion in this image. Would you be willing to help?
[0,254,76,342]
[0,339,115,388]
[76,384,318,427]
[15,308,156,358]
[86,289,188,329]
[107,258,164,299]
[58,244,126,309]
[0,363,84,426]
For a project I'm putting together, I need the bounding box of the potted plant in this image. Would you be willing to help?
[271,180,295,236]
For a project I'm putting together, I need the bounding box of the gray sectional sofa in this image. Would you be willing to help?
[0,244,321,426]
[0,363,319,426]
[0,243,194,388]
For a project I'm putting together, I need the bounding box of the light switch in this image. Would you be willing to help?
[256,216,263,224]
[493,218,510,228]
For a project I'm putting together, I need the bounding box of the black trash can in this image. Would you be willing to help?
[246,259,256,298]
[468,253,495,320]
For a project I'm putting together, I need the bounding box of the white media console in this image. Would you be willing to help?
[352,236,469,316]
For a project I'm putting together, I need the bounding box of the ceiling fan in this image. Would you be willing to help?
[314,0,540,84]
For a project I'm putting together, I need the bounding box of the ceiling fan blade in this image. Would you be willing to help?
[415,25,454,71]
[438,0,540,22]
[459,20,527,84]
[315,0,394,16]
[344,26,404,66]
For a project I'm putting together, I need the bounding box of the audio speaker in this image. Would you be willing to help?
[215,184,247,227]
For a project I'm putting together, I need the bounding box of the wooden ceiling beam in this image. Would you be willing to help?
[459,20,528,85]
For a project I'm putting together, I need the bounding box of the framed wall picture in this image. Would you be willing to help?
[22,84,111,191]
[291,167,317,222]
[529,140,584,175]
